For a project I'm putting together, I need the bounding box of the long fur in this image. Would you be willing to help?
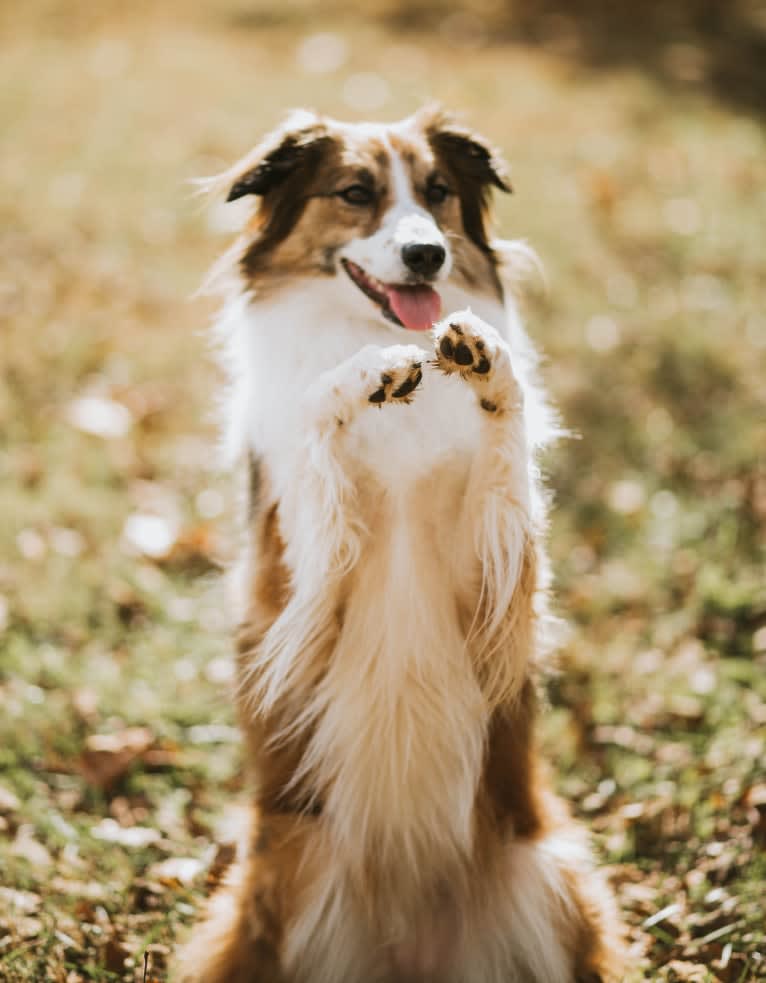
[175,107,624,983]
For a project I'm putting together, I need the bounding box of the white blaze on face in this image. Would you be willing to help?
[393,212,444,251]
[385,142,450,267]
[340,134,451,331]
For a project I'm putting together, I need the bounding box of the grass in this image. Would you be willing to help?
[1,2,764,980]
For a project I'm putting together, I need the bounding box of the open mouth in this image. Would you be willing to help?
[341,259,442,332]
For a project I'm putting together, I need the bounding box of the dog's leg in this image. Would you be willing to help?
[173,851,283,983]
[241,343,425,716]
[433,312,537,706]
[180,345,425,983]
[279,339,426,585]
[174,810,323,983]
[453,825,624,983]
[433,314,624,982]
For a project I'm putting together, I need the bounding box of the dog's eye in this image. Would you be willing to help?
[338,185,375,206]
[426,182,450,206]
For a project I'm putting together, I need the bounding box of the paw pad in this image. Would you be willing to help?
[434,318,497,379]
[368,361,422,405]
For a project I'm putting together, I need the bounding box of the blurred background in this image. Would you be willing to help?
[1,1,765,980]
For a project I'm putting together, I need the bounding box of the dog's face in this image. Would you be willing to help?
[223,106,511,329]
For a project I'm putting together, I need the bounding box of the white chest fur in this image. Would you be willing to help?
[219,278,540,885]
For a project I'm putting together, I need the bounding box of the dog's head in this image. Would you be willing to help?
[219,106,511,330]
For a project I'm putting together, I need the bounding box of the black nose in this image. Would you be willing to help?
[401,242,446,277]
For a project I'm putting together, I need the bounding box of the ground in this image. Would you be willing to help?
[0,2,765,981]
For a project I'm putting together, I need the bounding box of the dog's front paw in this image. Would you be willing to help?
[432,311,520,414]
[365,347,423,406]
[308,344,424,431]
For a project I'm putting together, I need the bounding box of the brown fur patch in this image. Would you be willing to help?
[252,502,290,616]
[563,857,627,981]
[419,105,510,298]
[218,109,509,303]
[390,124,505,301]
[175,808,322,983]
[233,124,395,292]
[233,473,323,818]
[469,533,539,710]
[479,678,543,839]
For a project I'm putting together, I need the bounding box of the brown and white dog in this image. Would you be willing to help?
[176,106,624,983]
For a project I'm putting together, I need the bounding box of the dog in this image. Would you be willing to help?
[175,105,624,983]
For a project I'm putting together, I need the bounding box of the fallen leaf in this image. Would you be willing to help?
[80,726,154,789]
[0,887,41,915]
[187,724,239,745]
[66,395,133,439]
[10,826,53,869]
[122,513,179,559]
[143,745,181,768]
[162,523,219,572]
[11,916,42,939]
[591,724,655,755]
[49,877,107,901]
[131,878,166,910]
[0,784,20,813]
[145,941,171,968]
[743,783,766,808]
[103,935,130,972]
[72,688,99,719]
[663,959,715,981]
[643,902,683,931]
[147,856,204,886]
[90,818,161,848]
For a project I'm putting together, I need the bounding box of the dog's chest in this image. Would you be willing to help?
[318,485,487,865]
[235,291,490,868]
[238,291,484,493]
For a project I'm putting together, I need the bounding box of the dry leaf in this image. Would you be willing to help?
[11,916,43,939]
[66,395,133,439]
[103,935,131,972]
[592,725,655,755]
[72,687,99,719]
[147,856,204,886]
[187,724,239,745]
[743,783,766,808]
[49,877,107,901]
[0,887,41,915]
[90,818,161,848]
[0,784,20,813]
[80,726,154,789]
[163,523,218,572]
[663,960,713,981]
[122,513,179,559]
[10,826,53,869]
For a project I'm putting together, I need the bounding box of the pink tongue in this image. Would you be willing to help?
[385,285,442,331]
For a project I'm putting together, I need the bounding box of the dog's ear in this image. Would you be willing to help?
[419,105,510,255]
[420,105,512,195]
[225,110,331,202]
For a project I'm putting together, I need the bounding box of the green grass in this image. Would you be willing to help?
[1,3,764,980]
